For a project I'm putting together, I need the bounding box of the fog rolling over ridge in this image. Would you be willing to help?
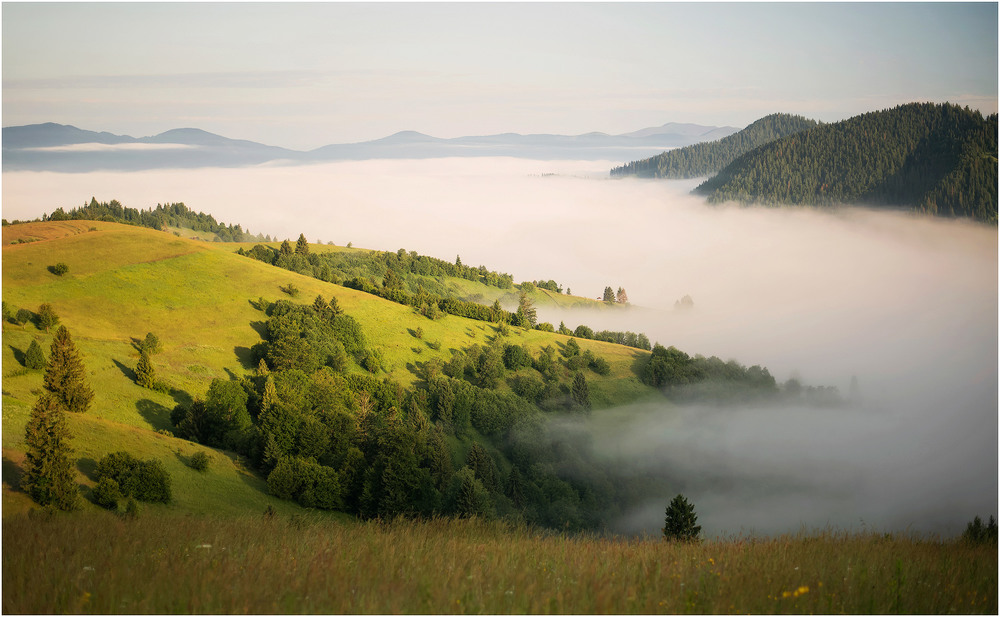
[3,158,996,536]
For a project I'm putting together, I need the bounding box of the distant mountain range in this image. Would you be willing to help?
[1,122,739,172]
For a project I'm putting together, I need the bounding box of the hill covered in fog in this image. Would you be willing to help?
[695,103,998,223]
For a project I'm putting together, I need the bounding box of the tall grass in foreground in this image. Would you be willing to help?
[3,512,996,614]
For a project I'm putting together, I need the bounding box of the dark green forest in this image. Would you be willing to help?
[695,103,998,223]
[610,113,818,178]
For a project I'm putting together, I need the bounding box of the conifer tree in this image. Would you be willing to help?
[616,287,629,304]
[571,371,591,411]
[603,286,616,303]
[279,239,293,256]
[21,392,79,510]
[295,233,310,255]
[663,493,702,541]
[517,291,537,328]
[24,339,46,369]
[135,350,156,389]
[44,326,94,413]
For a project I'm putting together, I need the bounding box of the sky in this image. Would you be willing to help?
[3,2,998,151]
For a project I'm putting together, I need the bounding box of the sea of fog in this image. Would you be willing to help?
[4,157,996,537]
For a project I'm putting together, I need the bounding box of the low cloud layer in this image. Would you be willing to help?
[4,158,995,537]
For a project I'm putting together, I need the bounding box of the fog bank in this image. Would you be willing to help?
[4,158,996,536]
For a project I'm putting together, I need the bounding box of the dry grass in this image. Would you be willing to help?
[3,513,995,614]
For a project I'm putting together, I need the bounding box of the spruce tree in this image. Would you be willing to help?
[517,291,537,328]
[24,339,46,369]
[295,233,310,255]
[44,326,94,413]
[571,371,591,411]
[135,350,156,389]
[21,392,79,510]
[663,493,702,541]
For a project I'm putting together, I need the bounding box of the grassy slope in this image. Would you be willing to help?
[2,220,653,516]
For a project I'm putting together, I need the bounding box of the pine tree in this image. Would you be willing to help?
[44,326,94,413]
[571,371,591,411]
[603,286,616,303]
[24,339,46,369]
[135,350,156,389]
[21,393,79,510]
[663,493,702,541]
[295,233,310,255]
[517,291,537,328]
[279,239,293,256]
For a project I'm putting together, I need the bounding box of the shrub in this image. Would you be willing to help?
[589,355,611,376]
[48,263,69,276]
[96,452,171,504]
[92,477,122,510]
[189,451,210,472]
[360,348,384,373]
[126,460,172,503]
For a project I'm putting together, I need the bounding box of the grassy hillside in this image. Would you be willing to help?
[2,220,652,517]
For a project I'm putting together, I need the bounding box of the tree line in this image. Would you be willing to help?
[7,198,270,242]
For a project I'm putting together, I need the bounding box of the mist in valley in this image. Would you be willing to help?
[4,157,995,537]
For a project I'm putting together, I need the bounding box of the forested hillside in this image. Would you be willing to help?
[3,219,807,532]
[610,113,818,178]
[695,103,998,223]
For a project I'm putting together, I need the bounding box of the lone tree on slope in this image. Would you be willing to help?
[22,392,79,510]
[44,326,94,413]
[663,493,702,541]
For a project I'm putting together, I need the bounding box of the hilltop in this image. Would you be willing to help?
[610,113,819,178]
[695,102,998,223]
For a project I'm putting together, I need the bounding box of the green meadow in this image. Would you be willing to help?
[2,220,995,614]
[3,513,995,614]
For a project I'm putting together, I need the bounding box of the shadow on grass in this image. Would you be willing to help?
[76,457,98,482]
[113,359,137,383]
[8,344,26,367]
[136,398,173,432]
[234,346,255,370]
[2,456,24,490]
[170,387,193,409]
[249,320,268,339]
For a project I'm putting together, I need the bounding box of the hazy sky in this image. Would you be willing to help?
[3,2,997,150]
